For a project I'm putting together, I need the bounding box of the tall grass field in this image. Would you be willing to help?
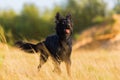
[0,45,120,80]
[0,26,120,80]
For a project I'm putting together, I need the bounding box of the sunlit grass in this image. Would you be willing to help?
[0,25,7,44]
[0,53,4,68]
[0,45,120,80]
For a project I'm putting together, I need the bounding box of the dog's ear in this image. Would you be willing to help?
[55,12,61,21]
[66,13,71,20]
[66,13,73,27]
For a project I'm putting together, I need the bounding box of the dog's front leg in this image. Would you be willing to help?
[38,53,48,71]
[52,59,61,74]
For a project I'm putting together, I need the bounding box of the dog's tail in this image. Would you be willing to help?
[15,41,38,53]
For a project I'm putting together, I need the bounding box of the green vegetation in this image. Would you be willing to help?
[0,0,117,44]
[113,0,120,14]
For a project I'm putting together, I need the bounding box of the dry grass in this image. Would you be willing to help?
[0,45,120,80]
[0,26,7,44]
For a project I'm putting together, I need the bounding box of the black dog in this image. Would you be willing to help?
[15,12,73,76]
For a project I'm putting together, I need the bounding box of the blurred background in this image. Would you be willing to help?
[1,1,120,80]
[0,0,120,46]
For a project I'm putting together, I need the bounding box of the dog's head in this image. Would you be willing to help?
[55,12,73,40]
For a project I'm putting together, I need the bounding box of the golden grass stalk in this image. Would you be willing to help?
[0,25,7,44]
[0,25,9,51]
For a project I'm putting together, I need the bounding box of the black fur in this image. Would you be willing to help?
[15,12,73,76]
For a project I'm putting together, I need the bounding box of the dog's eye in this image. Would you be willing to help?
[62,20,67,24]
[67,20,71,23]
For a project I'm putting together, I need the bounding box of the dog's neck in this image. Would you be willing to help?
[57,34,70,41]
[57,35,72,46]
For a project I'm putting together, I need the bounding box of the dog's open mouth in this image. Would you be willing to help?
[65,29,70,34]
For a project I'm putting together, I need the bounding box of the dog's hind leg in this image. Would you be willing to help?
[38,51,48,71]
[36,42,48,71]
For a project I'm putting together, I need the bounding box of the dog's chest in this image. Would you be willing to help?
[44,35,71,60]
[60,41,70,54]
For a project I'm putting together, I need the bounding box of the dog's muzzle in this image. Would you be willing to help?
[65,29,70,34]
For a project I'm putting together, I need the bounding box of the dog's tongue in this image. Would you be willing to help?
[65,29,70,34]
